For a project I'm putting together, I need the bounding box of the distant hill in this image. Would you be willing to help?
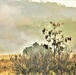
[0,0,76,54]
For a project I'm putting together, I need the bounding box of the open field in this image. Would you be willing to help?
[0,54,20,75]
[0,53,76,75]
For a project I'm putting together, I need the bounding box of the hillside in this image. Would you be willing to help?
[0,0,76,54]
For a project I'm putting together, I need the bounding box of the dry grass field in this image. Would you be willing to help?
[0,54,17,75]
[0,53,76,75]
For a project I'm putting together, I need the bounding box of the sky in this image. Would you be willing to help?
[32,0,76,8]
[0,0,76,54]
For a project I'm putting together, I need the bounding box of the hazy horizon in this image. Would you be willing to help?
[0,0,76,54]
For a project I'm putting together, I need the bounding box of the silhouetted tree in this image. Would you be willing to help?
[42,21,72,60]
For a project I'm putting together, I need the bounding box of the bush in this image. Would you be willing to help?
[11,51,76,75]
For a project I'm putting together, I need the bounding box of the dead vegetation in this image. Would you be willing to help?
[0,52,76,75]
